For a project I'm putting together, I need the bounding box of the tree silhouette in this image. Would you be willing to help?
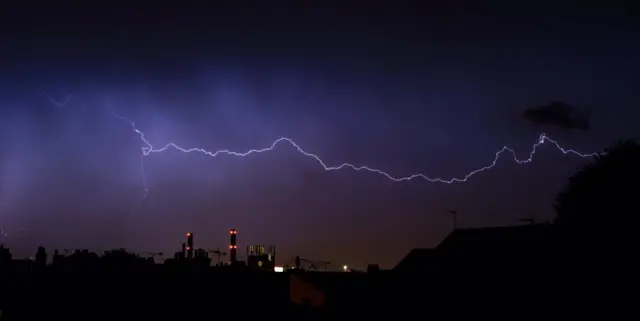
[554,139,640,255]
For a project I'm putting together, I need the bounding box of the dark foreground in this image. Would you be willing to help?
[0,264,627,320]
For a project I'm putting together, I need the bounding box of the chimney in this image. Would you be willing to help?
[229,229,237,264]
[186,232,194,260]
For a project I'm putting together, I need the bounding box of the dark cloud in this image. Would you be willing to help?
[523,101,591,131]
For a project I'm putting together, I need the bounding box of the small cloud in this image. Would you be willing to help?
[43,92,72,108]
[523,101,591,131]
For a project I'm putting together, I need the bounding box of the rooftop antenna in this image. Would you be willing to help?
[447,210,458,230]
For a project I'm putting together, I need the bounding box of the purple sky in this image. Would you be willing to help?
[0,2,638,269]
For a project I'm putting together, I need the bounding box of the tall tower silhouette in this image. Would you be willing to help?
[229,229,237,264]
[186,232,194,260]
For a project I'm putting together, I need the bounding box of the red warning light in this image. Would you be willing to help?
[186,232,191,237]
[186,246,191,251]
[229,229,236,235]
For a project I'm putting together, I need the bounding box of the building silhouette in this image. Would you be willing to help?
[247,244,276,271]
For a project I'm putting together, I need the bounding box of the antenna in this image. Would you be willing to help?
[447,210,458,230]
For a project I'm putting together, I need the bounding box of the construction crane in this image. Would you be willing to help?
[293,256,332,272]
[140,252,163,259]
[62,248,87,256]
[206,249,227,265]
[314,260,331,272]
[61,248,93,255]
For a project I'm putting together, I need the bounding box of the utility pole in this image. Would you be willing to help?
[447,210,458,230]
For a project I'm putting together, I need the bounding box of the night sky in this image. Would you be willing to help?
[1,1,638,269]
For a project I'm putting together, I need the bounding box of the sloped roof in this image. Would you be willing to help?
[394,248,436,271]
[436,223,552,253]
[394,224,553,271]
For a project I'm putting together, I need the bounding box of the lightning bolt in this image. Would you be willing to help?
[111,112,603,213]
[43,92,72,108]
